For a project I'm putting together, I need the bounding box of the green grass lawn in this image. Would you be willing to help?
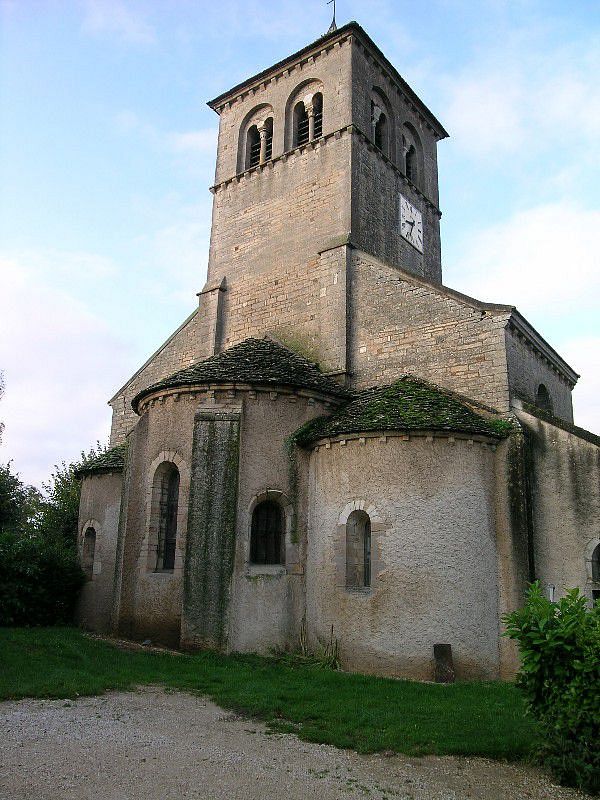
[0,627,537,761]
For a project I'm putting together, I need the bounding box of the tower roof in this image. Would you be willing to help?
[131,337,351,413]
[207,21,448,140]
[293,377,512,446]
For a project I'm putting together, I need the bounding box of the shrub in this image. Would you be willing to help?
[504,582,600,795]
[0,531,85,626]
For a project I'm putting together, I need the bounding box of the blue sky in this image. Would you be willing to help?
[1,0,599,488]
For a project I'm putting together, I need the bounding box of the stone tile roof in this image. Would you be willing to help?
[132,338,351,413]
[75,443,128,478]
[294,377,512,446]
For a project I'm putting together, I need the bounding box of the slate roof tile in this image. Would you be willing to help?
[132,338,350,412]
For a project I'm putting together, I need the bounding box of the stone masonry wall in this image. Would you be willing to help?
[306,433,500,680]
[109,307,214,446]
[506,328,574,423]
[77,472,123,633]
[350,39,443,282]
[181,407,241,650]
[348,249,512,409]
[516,406,600,603]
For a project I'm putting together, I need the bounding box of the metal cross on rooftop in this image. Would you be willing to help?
[327,0,337,33]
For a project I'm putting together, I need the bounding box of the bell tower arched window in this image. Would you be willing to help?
[371,102,387,154]
[250,500,284,565]
[346,510,371,588]
[246,125,261,169]
[405,144,417,183]
[313,92,323,140]
[294,101,310,147]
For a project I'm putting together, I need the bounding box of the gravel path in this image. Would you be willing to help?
[0,688,588,800]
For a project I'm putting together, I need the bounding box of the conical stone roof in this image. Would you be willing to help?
[293,377,512,446]
[132,337,351,412]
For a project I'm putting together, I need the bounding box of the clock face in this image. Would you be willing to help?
[400,195,424,253]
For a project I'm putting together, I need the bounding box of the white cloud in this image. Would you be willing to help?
[451,202,600,316]
[114,111,217,159]
[82,0,156,45]
[440,34,600,160]
[0,251,132,489]
[559,336,600,435]
[167,130,218,155]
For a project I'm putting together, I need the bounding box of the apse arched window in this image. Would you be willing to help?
[293,101,310,147]
[156,463,180,571]
[246,124,261,169]
[346,510,371,589]
[371,102,387,153]
[82,527,96,581]
[405,144,417,183]
[313,92,323,140]
[536,383,553,413]
[250,500,284,565]
[592,543,600,583]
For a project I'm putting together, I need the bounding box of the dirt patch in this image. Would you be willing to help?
[0,688,588,800]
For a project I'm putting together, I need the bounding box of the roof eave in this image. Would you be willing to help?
[207,21,448,140]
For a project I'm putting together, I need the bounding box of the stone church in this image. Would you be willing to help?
[77,21,600,680]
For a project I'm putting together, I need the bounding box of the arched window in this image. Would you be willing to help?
[346,510,371,588]
[592,543,600,583]
[82,527,96,581]
[536,384,553,413]
[250,500,284,565]
[313,92,323,140]
[246,125,261,169]
[263,117,273,162]
[371,102,387,153]
[156,463,180,571]
[294,101,310,147]
[405,144,417,183]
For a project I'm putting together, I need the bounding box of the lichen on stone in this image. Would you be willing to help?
[292,377,512,446]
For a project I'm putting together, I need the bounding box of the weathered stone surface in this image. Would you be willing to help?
[182,409,241,649]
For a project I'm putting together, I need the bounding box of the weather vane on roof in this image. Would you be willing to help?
[327,0,337,33]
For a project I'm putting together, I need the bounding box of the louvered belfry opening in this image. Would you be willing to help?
[250,500,284,565]
[294,101,310,146]
[247,124,261,168]
[264,117,273,161]
[313,92,323,139]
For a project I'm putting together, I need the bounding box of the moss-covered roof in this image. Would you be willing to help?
[132,338,351,412]
[293,377,512,446]
[75,443,128,478]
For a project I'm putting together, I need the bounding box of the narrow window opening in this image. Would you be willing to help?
[294,101,310,147]
[536,383,553,413]
[405,145,417,183]
[250,500,284,565]
[592,543,600,582]
[156,465,179,571]
[82,527,96,581]
[371,102,387,153]
[313,93,323,140]
[246,125,261,169]
[263,117,273,161]
[346,510,371,589]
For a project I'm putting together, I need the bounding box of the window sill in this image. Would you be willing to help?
[245,564,286,578]
[345,586,373,595]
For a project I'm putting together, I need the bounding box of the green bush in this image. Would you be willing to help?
[504,583,600,795]
[0,531,85,627]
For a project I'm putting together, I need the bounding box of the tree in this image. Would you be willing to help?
[0,462,42,535]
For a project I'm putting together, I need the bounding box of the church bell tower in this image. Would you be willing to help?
[202,22,448,374]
